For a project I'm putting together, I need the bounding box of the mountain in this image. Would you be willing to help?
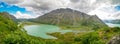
[112,20,120,24]
[104,19,120,24]
[0,12,17,22]
[34,8,107,28]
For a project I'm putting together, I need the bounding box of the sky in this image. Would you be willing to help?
[0,0,120,20]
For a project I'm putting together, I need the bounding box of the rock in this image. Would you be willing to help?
[107,35,120,44]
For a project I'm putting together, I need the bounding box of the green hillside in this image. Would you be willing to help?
[0,12,120,44]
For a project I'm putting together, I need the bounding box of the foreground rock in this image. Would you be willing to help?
[107,35,120,44]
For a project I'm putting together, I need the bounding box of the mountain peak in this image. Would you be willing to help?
[34,8,107,28]
[57,8,73,10]
[51,8,74,12]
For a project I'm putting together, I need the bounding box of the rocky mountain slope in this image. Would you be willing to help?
[33,8,107,28]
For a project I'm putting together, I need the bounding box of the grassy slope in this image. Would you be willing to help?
[0,13,120,44]
[48,27,120,44]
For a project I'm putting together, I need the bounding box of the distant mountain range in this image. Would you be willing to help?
[104,19,120,24]
[33,8,107,28]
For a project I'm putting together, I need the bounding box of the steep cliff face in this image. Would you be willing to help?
[34,8,107,28]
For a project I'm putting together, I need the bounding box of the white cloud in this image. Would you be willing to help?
[2,0,120,19]
[2,0,24,4]
[88,4,120,20]
[2,0,120,12]
[110,11,120,19]
[88,4,113,19]
[14,11,39,19]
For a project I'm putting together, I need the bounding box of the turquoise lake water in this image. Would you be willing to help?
[24,25,72,39]
[24,23,120,39]
[105,23,120,27]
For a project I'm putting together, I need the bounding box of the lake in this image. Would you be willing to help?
[24,25,72,39]
[24,23,120,39]
[105,23,120,27]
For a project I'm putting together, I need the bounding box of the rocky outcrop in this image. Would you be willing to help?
[107,35,120,44]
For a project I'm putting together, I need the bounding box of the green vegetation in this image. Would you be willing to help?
[48,27,120,44]
[20,22,41,25]
[0,15,61,44]
[0,13,120,44]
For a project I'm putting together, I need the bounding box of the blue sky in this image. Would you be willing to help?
[0,2,30,14]
[115,6,120,10]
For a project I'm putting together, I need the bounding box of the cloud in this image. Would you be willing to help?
[111,0,120,4]
[110,10,120,19]
[70,0,80,3]
[2,0,24,4]
[87,0,120,20]
[2,0,120,19]
[3,0,96,13]
[14,11,39,19]
[88,5,120,20]
[2,0,120,13]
